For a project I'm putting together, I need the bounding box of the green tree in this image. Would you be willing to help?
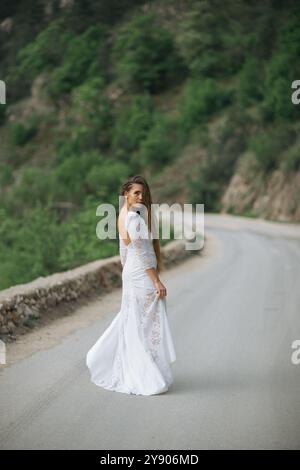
[178,78,233,135]
[113,13,186,93]
[263,10,300,121]
[180,0,246,78]
[112,94,154,160]
[238,56,264,105]
[48,24,108,97]
[139,115,175,170]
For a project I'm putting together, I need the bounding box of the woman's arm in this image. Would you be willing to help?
[146,268,167,298]
[127,212,167,298]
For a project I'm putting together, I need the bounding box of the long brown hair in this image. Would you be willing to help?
[120,175,163,273]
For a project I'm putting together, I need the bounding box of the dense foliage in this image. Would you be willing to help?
[0,0,299,289]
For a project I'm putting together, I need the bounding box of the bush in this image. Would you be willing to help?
[57,200,118,270]
[85,161,130,200]
[10,167,54,211]
[9,116,38,146]
[53,151,103,203]
[0,163,13,187]
[48,24,108,97]
[58,102,113,157]
[54,137,85,165]
[139,115,176,170]
[0,205,64,290]
[187,166,222,212]
[187,105,252,210]
[262,12,300,122]
[53,78,114,164]
[53,151,130,204]
[238,56,264,105]
[113,13,186,93]
[249,125,296,172]
[180,0,246,78]
[178,78,233,135]
[8,17,74,96]
[281,139,300,173]
[112,94,154,160]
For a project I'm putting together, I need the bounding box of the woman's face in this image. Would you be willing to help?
[125,183,143,208]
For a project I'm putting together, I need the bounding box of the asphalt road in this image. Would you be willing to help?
[0,213,300,450]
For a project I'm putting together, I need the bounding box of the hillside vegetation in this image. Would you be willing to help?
[0,0,299,290]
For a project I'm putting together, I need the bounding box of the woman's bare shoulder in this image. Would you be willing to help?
[118,208,135,242]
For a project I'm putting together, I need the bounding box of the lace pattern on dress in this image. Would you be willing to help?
[142,291,173,386]
[142,291,161,360]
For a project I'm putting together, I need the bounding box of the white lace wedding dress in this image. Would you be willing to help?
[86,210,176,395]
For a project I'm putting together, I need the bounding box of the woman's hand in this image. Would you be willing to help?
[154,279,167,299]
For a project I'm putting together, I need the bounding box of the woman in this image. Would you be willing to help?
[86,175,176,396]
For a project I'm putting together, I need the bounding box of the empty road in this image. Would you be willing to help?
[0,213,300,450]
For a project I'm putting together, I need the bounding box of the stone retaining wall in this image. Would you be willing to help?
[0,239,203,340]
